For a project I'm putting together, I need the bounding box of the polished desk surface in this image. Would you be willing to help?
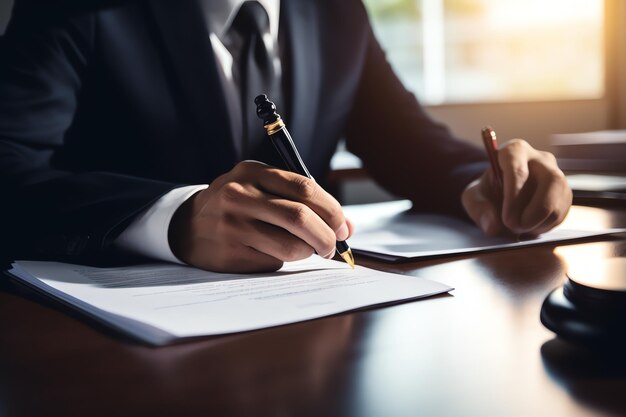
[1,205,625,417]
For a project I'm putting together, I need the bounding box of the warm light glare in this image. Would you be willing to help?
[487,0,602,29]
[364,0,604,103]
[555,243,614,283]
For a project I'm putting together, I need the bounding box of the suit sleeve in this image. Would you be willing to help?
[344,4,488,217]
[0,7,180,263]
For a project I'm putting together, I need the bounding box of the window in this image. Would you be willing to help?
[363,0,604,104]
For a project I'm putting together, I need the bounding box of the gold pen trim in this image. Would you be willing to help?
[264,118,286,136]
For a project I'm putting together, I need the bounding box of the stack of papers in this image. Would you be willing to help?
[7,256,451,345]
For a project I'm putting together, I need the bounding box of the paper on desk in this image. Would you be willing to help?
[565,174,626,202]
[566,174,626,192]
[8,256,451,345]
[344,200,626,261]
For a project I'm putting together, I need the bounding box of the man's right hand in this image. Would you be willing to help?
[168,161,352,273]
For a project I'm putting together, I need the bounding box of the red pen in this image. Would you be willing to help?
[481,126,503,189]
[482,126,520,239]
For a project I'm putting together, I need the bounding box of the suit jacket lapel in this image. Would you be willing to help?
[148,0,236,179]
[281,0,321,163]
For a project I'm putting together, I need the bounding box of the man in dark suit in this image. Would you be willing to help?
[0,0,572,272]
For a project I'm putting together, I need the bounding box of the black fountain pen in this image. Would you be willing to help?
[255,94,355,269]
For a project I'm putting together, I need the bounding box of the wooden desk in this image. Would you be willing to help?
[1,206,625,417]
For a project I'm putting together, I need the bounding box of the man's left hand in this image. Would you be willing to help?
[462,139,573,237]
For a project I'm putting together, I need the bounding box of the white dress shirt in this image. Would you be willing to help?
[115,0,281,263]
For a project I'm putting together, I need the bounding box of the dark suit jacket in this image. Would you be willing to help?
[0,0,487,262]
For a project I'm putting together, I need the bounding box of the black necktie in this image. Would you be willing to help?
[225,1,281,160]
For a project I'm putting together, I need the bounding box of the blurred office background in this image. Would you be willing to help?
[352,0,626,202]
[361,0,626,150]
[1,0,625,201]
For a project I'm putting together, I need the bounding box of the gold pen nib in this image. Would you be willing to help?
[339,249,355,269]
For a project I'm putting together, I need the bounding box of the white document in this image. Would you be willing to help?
[565,174,626,202]
[8,256,451,345]
[566,174,626,192]
[345,200,626,261]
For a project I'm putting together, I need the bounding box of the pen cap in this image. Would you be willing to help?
[255,94,280,124]
[254,94,313,179]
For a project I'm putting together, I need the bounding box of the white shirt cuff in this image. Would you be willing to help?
[115,184,209,264]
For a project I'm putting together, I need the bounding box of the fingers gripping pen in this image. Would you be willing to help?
[254,94,355,268]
